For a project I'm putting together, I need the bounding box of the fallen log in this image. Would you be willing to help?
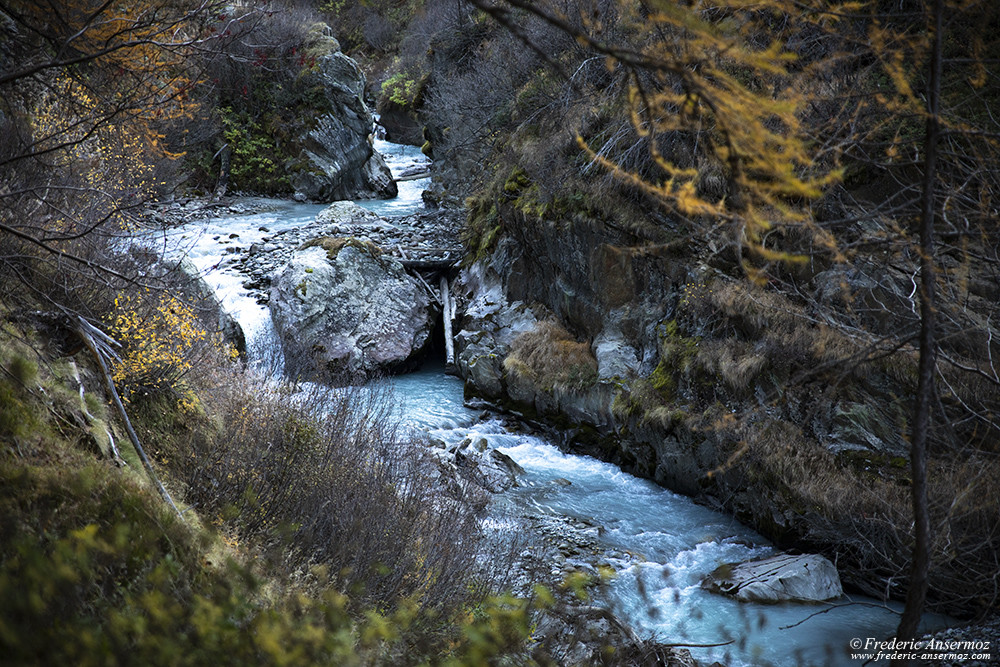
[441,275,455,373]
[76,316,185,522]
[399,257,458,271]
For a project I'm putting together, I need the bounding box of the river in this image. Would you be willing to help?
[160,138,949,667]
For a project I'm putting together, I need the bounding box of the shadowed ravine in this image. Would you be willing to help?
[180,139,950,667]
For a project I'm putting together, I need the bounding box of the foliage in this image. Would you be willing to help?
[321,0,428,54]
[219,106,290,194]
[0,449,534,667]
[0,313,543,666]
[22,72,159,232]
[184,6,337,195]
[0,0,260,321]
[381,71,422,108]
[172,374,493,617]
[106,288,233,403]
[470,0,849,279]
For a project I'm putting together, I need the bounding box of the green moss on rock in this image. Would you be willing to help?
[299,236,383,261]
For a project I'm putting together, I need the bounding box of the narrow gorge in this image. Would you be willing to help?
[2,2,998,666]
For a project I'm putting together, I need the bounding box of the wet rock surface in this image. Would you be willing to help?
[703,553,843,603]
[426,435,525,496]
[234,204,463,305]
[142,196,281,227]
[288,50,396,201]
[144,198,464,306]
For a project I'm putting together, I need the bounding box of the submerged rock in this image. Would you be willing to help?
[429,436,525,495]
[454,444,524,493]
[703,553,843,603]
[269,236,434,382]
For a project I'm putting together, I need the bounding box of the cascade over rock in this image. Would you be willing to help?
[269,225,434,382]
[288,48,397,202]
[158,257,246,357]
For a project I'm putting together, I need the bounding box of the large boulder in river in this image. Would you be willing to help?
[269,236,434,382]
[703,553,843,603]
[287,32,396,202]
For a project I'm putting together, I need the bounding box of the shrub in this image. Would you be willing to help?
[219,107,290,194]
[177,372,494,618]
[0,313,533,666]
[381,71,421,108]
[106,288,233,403]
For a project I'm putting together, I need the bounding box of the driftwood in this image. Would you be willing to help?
[440,275,456,372]
[75,316,184,521]
[400,257,458,271]
[69,359,125,466]
[398,246,443,306]
[393,169,431,182]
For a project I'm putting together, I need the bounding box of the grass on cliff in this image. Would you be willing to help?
[504,320,599,392]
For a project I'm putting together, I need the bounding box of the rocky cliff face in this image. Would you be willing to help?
[289,48,397,202]
[452,200,999,617]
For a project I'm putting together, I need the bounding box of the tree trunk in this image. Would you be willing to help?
[215,143,231,198]
[893,0,943,657]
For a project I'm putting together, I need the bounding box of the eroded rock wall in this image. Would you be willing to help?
[450,201,966,609]
[289,49,397,202]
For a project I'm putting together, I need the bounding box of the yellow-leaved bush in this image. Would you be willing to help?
[29,73,159,233]
[108,289,229,402]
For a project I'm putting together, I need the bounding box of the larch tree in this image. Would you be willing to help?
[0,0,262,510]
[0,0,257,311]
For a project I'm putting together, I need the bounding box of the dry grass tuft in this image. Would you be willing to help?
[504,320,598,391]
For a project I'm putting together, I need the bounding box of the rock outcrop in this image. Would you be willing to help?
[288,39,396,202]
[450,196,990,610]
[703,553,844,603]
[454,259,541,399]
[269,235,434,382]
[158,258,246,357]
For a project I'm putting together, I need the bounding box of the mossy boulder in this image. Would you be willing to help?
[269,236,435,382]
